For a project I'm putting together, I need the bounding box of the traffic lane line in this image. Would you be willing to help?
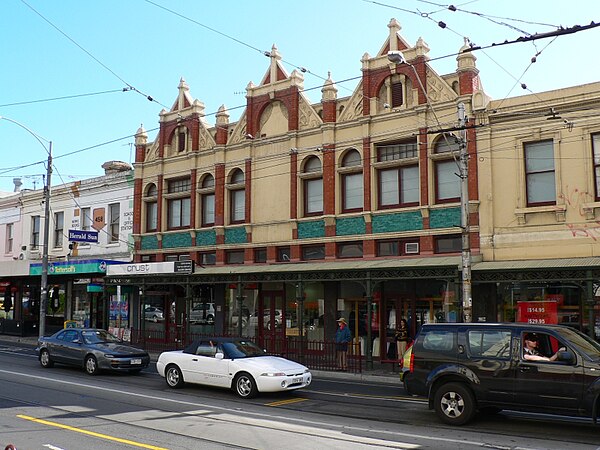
[17,414,168,450]
[265,397,309,407]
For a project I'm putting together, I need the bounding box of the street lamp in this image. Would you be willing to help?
[0,116,53,338]
[386,52,472,322]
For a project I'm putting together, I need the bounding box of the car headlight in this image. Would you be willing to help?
[261,372,286,377]
[103,354,115,358]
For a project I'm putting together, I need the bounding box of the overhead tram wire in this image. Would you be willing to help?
[19,0,170,111]
[0,88,133,109]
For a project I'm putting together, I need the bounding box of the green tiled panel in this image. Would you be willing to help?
[225,227,247,244]
[298,220,325,239]
[372,211,423,233]
[430,207,461,229]
[196,229,217,246]
[336,217,366,236]
[162,232,192,248]
[140,235,159,250]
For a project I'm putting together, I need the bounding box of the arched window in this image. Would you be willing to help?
[340,149,363,212]
[433,134,460,203]
[228,169,245,224]
[302,156,323,216]
[144,183,158,232]
[199,174,215,226]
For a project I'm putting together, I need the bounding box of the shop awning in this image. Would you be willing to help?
[472,257,600,271]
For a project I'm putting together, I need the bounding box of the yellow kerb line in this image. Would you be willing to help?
[265,397,308,407]
[17,415,169,450]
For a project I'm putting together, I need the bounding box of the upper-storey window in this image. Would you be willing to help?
[340,149,363,213]
[302,156,323,216]
[525,139,555,206]
[166,177,191,229]
[594,134,600,200]
[108,203,120,243]
[53,211,64,248]
[144,184,158,232]
[228,169,245,224]
[5,223,13,254]
[199,174,215,227]
[31,216,40,250]
[377,74,407,112]
[376,139,419,209]
[81,207,91,231]
[433,134,460,203]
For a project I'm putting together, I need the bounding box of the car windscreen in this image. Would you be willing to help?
[82,330,120,345]
[556,327,600,359]
[222,340,266,358]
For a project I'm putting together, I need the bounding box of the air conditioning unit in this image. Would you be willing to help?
[28,250,41,260]
[404,242,420,254]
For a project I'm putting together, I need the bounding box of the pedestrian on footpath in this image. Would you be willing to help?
[335,317,351,371]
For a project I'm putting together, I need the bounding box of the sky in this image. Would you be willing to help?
[1,0,599,193]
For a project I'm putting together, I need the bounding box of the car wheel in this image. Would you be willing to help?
[434,382,475,425]
[40,349,54,368]
[165,365,185,388]
[85,355,99,375]
[152,315,158,323]
[234,372,258,399]
[207,315,215,325]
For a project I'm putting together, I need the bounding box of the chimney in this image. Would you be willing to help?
[13,178,22,192]
[101,161,132,175]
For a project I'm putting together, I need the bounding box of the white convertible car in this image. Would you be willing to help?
[156,338,312,398]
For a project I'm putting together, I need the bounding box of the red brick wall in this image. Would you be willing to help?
[215,163,225,226]
[323,145,336,215]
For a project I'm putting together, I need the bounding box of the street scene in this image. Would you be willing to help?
[2,1,600,449]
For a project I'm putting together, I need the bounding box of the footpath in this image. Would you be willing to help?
[0,334,400,385]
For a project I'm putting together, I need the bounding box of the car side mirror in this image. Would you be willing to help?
[557,349,575,364]
[215,352,224,360]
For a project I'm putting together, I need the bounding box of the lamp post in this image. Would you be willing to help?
[0,116,52,338]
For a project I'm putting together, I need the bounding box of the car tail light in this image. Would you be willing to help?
[409,346,415,373]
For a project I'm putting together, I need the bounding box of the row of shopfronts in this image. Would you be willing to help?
[2,257,599,361]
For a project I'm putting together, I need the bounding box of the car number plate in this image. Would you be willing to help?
[292,377,302,384]
[131,359,142,365]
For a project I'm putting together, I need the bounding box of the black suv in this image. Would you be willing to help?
[401,323,600,425]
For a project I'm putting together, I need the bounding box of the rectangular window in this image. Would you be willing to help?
[435,160,460,203]
[391,81,403,108]
[525,140,556,206]
[81,207,91,231]
[377,140,418,161]
[54,212,64,248]
[302,245,325,261]
[305,178,323,215]
[594,134,600,200]
[168,198,191,229]
[343,172,363,211]
[178,131,186,152]
[377,240,399,257]
[202,193,215,226]
[6,223,13,254]
[226,250,245,264]
[434,235,461,254]
[200,252,216,266]
[109,203,120,243]
[31,216,40,250]
[168,178,191,194]
[277,246,291,262]
[231,189,245,223]
[146,201,157,231]
[379,165,419,208]
[337,242,363,259]
[254,248,267,263]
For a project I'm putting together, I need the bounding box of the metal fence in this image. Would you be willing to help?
[130,328,363,373]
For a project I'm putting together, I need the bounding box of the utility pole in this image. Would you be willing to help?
[40,142,53,338]
[458,103,472,322]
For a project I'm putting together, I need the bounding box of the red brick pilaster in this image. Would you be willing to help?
[363,138,371,211]
[133,178,142,235]
[290,151,298,219]
[420,235,434,255]
[419,127,429,207]
[215,164,225,226]
[322,100,337,122]
[245,159,252,223]
[156,174,163,232]
[364,239,375,258]
[323,145,336,215]
[190,168,197,229]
